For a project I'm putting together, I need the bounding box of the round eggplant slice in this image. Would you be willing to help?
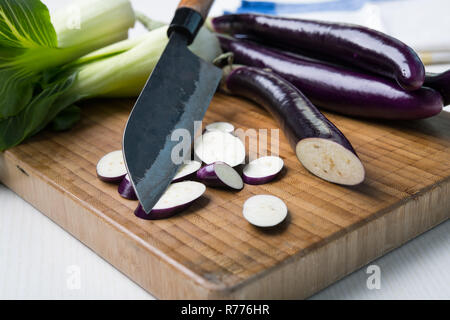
[172,160,202,183]
[243,195,288,227]
[134,181,206,220]
[243,156,284,185]
[206,122,235,133]
[194,130,246,167]
[196,162,244,190]
[97,150,127,183]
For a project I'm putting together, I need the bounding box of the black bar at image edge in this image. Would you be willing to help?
[0,300,447,318]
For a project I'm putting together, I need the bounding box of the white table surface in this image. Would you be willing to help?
[0,0,449,300]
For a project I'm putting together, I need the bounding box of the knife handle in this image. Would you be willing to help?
[168,0,215,45]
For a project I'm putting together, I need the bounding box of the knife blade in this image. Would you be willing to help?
[123,0,221,214]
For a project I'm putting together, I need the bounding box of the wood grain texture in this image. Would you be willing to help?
[0,93,449,299]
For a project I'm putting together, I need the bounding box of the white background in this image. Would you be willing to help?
[0,0,449,299]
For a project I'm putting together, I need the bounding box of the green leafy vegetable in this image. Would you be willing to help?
[50,105,81,132]
[0,72,78,150]
[0,14,221,151]
[67,26,222,99]
[0,0,136,150]
[0,0,58,118]
[0,0,135,118]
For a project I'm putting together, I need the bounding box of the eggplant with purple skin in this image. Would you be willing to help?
[172,160,202,183]
[209,14,425,91]
[222,65,365,186]
[243,156,284,185]
[218,36,443,120]
[96,150,127,183]
[118,174,138,200]
[196,162,244,190]
[134,181,206,220]
[425,70,450,106]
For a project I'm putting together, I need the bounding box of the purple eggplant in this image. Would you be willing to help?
[96,150,127,183]
[243,156,284,185]
[172,160,202,183]
[196,162,244,190]
[210,14,425,90]
[243,195,288,227]
[218,36,443,120]
[134,181,206,220]
[118,174,138,200]
[222,65,365,186]
[425,70,450,106]
[194,130,246,167]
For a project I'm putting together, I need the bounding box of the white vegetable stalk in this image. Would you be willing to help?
[52,0,135,53]
[66,26,222,99]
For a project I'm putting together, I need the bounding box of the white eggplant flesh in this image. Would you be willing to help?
[243,156,284,185]
[205,122,235,133]
[196,162,244,190]
[243,195,288,227]
[194,131,246,167]
[173,160,202,183]
[134,181,206,220]
[97,150,127,183]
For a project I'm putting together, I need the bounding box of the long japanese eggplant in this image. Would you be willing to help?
[425,70,450,106]
[210,14,425,90]
[218,36,443,120]
[222,65,365,186]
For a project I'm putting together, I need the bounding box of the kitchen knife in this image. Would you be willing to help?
[123,0,221,214]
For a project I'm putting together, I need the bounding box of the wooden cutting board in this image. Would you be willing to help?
[0,93,449,299]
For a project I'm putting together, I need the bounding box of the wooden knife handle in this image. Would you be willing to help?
[168,0,215,44]
[177,0,215,21]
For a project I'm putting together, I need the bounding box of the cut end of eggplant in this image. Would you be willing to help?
[243,156,284,185]
[243,195,288,228]
[194,130,246,167]
[214,162,244,190]
[296,138,365,186]
[96,150,127,183]
[135,181,206,220]
[173,160,202,182]
[206,122,235,133]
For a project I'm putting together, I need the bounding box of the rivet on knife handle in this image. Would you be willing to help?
[168,0,215,45]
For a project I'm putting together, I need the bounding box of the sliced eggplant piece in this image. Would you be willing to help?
[118,174,138,200]
[172,160,202,183]
[206,122,235,133]
[222,65,365,186]
[96,150,127,183]
[196,162,244,190]
[194,130,246,167]
[243,195,288,227]
[134,181,206,220]
[243,156,284,185]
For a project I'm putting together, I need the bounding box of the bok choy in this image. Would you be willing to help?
[0,0,135,120]
[0,21,222,150]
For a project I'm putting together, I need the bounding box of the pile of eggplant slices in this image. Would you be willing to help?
[97,14,450,228]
